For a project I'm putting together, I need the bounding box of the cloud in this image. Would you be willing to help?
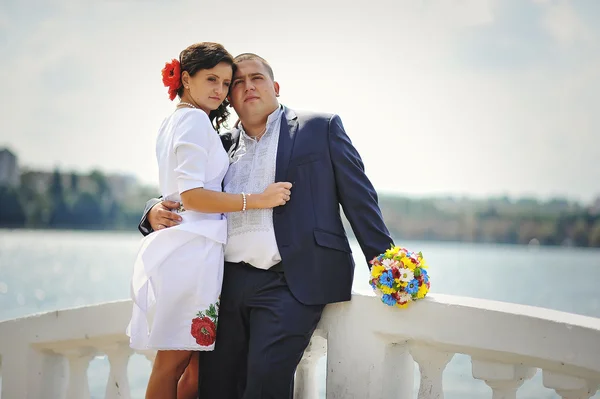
[421,0,496,28]
[0,10,8,31]
[538,0,594,45]
[0,0,598,202]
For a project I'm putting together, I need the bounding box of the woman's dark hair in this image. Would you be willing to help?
[178,42,235,131]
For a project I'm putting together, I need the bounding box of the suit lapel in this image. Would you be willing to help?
[275,106,298,183]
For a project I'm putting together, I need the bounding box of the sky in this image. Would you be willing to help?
[0,0,598,203]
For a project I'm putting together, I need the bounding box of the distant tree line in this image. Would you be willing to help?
[0,169,154,230]
[1,169,599,247]
[356,195,600,248]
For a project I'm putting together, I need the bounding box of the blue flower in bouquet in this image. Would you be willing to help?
[382,294,397,307]
[379,271,394,288]
[419,268,428,277]
[405,279,419,295]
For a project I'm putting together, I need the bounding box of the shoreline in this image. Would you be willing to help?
[2,227,600,251]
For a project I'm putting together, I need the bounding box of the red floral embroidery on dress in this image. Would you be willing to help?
[190,300,219,346]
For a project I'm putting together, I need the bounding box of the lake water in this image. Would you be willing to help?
[1,229,599,398]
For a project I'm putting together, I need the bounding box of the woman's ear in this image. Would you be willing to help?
[181,71,190,89]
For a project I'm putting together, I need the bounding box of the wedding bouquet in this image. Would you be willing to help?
[369,245,430,308]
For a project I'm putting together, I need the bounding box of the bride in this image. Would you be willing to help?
[126,42,292,399]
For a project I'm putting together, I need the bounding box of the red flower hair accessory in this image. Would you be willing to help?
[161,59,182,101]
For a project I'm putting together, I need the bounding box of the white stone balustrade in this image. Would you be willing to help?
[1,293,600,398]
[471,359,536,399]
[103,343,132,399]
[543,370,600,399]
[60,348,96,399]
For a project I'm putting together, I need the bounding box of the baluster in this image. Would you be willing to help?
[294,334,326,399]
[542,370,599,399]
[326,333,413,398]
[62,348,96,399]
[2,347,67,399]
[103,343,133,399]
[410,344,454,399]
[138,350,157,367]
[471,359,535,399]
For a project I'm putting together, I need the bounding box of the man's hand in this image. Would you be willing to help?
[148,200,182,231]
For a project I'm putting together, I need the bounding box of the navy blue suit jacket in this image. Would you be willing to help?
[139,106,394,305]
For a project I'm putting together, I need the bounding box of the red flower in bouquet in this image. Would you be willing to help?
[191,316,217,346]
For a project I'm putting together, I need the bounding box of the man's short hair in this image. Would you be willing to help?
[234,53,274,80]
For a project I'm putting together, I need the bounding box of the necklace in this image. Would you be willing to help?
[252,128,267,141]
[177,102,197,108]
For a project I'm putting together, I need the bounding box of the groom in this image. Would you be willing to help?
[139,53,394,398]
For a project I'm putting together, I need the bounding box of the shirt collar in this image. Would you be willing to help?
[238,105,283,141]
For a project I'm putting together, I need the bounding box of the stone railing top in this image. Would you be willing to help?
[318,293,600,380]
[1,294,600,380]
[0,300,132,351]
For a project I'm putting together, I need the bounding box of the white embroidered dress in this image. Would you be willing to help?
[127,108,229,351]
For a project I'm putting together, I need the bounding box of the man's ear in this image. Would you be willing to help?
[274,81,280,97]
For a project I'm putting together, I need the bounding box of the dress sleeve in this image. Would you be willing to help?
[172,110,214,194]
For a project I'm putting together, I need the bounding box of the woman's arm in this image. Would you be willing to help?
[180,182,292,214]
[174,110,292,214]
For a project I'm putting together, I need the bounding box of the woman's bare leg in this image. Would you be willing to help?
[177,352,200,399]
[145,350,192,399]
